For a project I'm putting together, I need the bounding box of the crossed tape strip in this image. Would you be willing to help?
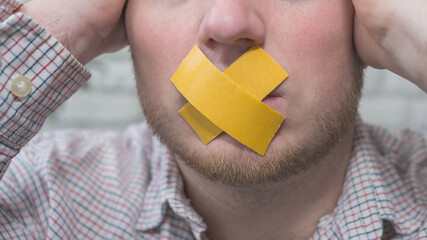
[171,45,288,155]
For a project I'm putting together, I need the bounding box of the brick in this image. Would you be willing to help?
[85,47,136,92]
[43,90,143,130]
[362,67,385,95]
[408,99,427,136]
[359,96,410,131]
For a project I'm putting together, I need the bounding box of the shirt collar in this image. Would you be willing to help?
[135,135,206,238]
[316,117,426,238]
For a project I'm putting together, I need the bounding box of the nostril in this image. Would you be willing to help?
[196,0,266,71]
[198,0,265,47]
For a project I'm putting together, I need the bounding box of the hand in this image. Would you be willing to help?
[352,0,427,92]
[18,0,128,64]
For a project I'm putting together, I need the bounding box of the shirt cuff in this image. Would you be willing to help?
[0,10,91,179]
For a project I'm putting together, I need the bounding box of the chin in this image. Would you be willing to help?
[153,114,327,184]
[145,85,360,185]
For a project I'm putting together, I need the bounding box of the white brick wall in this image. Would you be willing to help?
[42,47,427,136]
[42,48,144,130]
[359,68,427,136]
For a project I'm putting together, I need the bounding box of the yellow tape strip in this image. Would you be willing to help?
[224,45,288,100]
[179,46,288,145]
[179,103,220,144]
[172,46,287,155]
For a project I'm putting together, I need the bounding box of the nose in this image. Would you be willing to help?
[198,0,266,70]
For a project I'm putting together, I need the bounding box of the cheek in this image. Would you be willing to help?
[270,1,355,99]
[126,2,201,110]
[276,2,354,66]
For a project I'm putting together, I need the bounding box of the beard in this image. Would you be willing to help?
[134,52,364,186]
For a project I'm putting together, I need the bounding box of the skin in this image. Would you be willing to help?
[18,0,427,239]
[125,0,362,238]
[126,0,363,184]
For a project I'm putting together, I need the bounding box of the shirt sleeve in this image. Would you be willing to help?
[0,0,91,180]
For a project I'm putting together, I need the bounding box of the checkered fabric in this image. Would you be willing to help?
[0,1,426,239]
[0,0,91,180]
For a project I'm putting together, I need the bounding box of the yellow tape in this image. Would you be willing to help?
[224,45,288,100]
[172,46,287,155]
[179,103,220,144]
[179,46,288,145]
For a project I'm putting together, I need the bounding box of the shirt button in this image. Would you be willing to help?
[11,76,32,98]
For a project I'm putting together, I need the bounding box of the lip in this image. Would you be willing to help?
[262,95,284,105]
[261,86,287,112]
[262,85,283,101]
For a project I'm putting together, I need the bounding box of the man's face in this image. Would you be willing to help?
[125,0,363,185]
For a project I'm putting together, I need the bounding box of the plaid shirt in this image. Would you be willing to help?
[0,1,426,239]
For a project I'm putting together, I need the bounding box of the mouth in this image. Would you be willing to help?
[262,94,283,106]
[261,82,287,110]
[262,80,284,99]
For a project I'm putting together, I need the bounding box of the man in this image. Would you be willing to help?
[0,0,425,239]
